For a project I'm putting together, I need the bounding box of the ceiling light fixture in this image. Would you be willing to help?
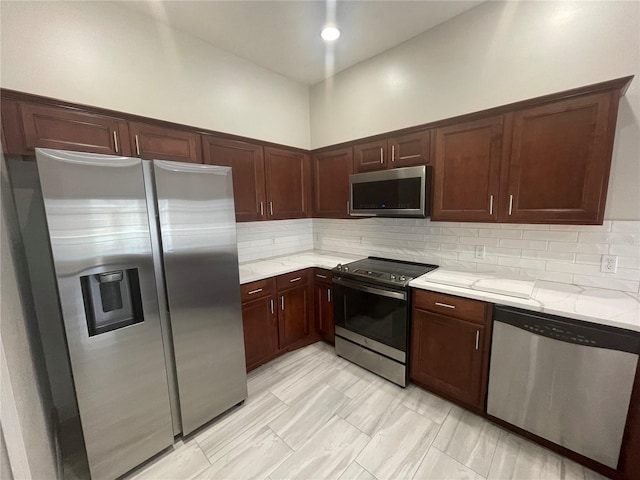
[321,25,340,41]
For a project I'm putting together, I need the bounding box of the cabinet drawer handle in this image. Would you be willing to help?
[347,201,350,215]
[280,296,284,310]
[509,194,513,215]
[289,277,302,283]
[135,134,141,156]
[391,145,395,162]
[316,274,327,279]
[248,288,263,295]
[113,131,119,153]
[327,288,331,302]
[380,147,384,163]
[435,302,456,309]
[270,299,274,315]
[489,195,494,215]
[260,201,264,216]
[269,202,274,216]
[475,330,480,350]
[399,154,421,160]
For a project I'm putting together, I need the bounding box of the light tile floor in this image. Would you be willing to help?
[125,342,608,480]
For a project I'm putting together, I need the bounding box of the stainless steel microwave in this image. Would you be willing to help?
[349,165,431,218]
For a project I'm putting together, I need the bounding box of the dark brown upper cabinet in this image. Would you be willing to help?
[431,116,504,222]
[501,92,617,224]
[354,130,431,173]
[264,147,311,220]
[353,139,388,172]
[11,102,131,156]
[203,136,266,222]
[128,122,202,163]
[312,147,353,218]
[388,130,431,168]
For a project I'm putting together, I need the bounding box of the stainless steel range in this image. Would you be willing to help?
[332,257,438,386]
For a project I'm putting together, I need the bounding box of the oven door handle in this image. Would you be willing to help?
[333,277,406,300]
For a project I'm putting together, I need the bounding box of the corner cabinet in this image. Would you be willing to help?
[410,289,492,411]
[203,136,266,222]
[264,147,312,219]
[312,147,353,218]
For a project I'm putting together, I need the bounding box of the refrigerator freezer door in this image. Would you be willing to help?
[36,149,173,480]
[153,160,247,435]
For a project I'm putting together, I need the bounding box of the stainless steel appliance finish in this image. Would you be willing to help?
[36,150,174,480]
[349,165,430,218]
[36,149,248,479]
[335,336,406,386]
[153,160,247,435]
[332,257,438,387]
[487,306,640,468]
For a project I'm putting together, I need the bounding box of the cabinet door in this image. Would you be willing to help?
[388,130,431,168]
[16,102,131,156]
[203,136,266,222]
[312,147,353,218]
[503,92,615,224]
[129,122,202,163]
[353,139,387,172]
[264,147,311,219]
[314,281,334,344]
[278,285,310,349]
[242,297,279,371]
[431,116,504,222]
[410,309,485,408]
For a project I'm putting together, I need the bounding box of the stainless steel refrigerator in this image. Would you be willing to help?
[35,148,248,480]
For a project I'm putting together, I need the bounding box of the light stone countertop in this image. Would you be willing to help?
[238,250,364,284]
[239,250,640,333]
[411,271,640,333]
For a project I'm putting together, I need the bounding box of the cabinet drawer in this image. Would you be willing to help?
[412,289,488,325]
[276,269,309,290]
[241,277,275,302]
[313,268,333,283]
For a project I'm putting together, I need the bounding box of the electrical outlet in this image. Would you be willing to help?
[475,245,485,259]
[601,254,618,273]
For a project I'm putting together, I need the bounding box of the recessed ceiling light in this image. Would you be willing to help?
[321,26,340,41]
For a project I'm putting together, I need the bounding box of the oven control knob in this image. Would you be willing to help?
[390,274,396,280]
[337,264,342,270]
[399,275,407,282]
[344,266,349,272]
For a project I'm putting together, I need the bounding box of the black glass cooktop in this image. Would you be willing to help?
[332,257,438,287]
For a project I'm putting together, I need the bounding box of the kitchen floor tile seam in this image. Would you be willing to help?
[428,445,489,480]
[484,428,510,480]
[354,459,381,480]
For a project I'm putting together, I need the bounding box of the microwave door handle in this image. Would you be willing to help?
[333,277,406,300]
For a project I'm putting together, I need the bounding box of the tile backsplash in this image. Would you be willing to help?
[237,218,640,293]
[236,219,314,262]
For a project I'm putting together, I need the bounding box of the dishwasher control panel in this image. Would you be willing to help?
[522,322,598,345]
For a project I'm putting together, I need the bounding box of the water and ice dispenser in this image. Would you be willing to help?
[80,268,144,336]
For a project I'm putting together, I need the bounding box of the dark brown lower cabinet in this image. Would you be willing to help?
[241,270,317,372]
[314,270,334,344]
[278,284,310,349]
[241,296,279,371]
[410,289,491,411]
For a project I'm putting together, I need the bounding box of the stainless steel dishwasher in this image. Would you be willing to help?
[487,305,640,468]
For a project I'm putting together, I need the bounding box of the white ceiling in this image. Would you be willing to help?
[120,1,483,86]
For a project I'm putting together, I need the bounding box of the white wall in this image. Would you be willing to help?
[310,1,640,220]
[0,1,311,149]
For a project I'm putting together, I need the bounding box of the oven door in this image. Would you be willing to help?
[333,277,408,360]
